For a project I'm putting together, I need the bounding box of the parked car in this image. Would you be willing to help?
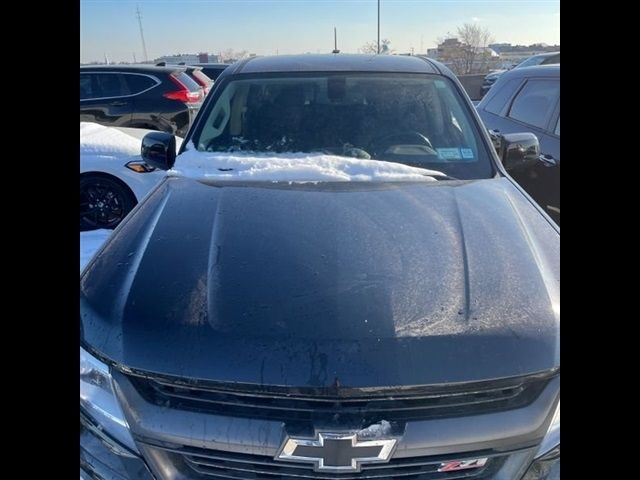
[156,62,214,96]
[184,66,213,95]
[191,62,231,80]
[481,51,559,96]
[79,122,182,231]
[476,64,560,224]
[80,64,203,137]
[80,54,559,480]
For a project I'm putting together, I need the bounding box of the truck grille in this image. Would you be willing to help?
[148,444,508,479]
[129,374,549,424]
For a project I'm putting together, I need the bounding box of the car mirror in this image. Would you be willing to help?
[488,129,502,154]
[141,132,176,171]
[500,133,540,171]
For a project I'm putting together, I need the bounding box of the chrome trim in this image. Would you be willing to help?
[80,411,139,459]
[80,72,161,102]
[275,432,397,473]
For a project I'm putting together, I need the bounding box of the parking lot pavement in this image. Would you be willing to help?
[80,229,113,271]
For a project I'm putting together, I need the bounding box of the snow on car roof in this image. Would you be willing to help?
[80,122,183,157]
[80,122,145,157]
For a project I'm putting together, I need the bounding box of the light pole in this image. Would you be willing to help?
[136,5,149,62]
[377,0,380,54]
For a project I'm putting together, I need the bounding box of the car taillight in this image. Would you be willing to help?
[164,75,202,104]
[192,72,212,96]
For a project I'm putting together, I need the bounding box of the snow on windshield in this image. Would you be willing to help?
[169,149,444,183]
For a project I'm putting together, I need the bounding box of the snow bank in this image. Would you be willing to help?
[170,150,443,183]
[80,229,113,272]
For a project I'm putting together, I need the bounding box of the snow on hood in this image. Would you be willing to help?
[80,122,142,157]
[169,150,443,183]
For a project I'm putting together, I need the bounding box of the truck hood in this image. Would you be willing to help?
[81,176,559,388]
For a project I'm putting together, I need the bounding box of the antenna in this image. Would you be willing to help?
[133,52,137,63]
[136,5,149,62]
[332,27,340,54]
[104,53,109,65]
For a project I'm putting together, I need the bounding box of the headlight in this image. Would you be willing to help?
[80,346,138,452]
[125,160,156,173]
[521,400,559,479]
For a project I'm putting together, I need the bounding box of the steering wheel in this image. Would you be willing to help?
[367,131,434,156]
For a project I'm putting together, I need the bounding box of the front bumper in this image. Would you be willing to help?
[81,419,559,480]
[81,414,558,480]
[80,373,559,479]
[80,412,154,480]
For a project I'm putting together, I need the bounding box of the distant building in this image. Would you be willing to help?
[426,48,439,59]
[153,53,221,65]
[489,43,512,53]
[439,38,463,57]
[478,47,499,58]
[427,38,463,61]
[154,54,200,64]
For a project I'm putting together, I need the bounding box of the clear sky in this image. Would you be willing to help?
[80,0,560,63]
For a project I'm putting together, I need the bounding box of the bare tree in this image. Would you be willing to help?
[219,49,250,63]
[359,38,393,54]
[455,23,493,74]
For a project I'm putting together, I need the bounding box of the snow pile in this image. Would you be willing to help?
[80,122,142,157]
[170,150,443,183]
[80,229,113,272]
[357,420,392,439]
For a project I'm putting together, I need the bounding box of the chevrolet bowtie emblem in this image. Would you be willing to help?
[275,432,397,472]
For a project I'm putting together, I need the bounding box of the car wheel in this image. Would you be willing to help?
[80,175,137,231]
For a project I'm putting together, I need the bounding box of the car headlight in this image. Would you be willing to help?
[80,346,138,452]
[521,400,559,479]
[125,160,156,173]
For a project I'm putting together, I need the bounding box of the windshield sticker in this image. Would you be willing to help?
[437,148,462,160]
[460,148,474,159]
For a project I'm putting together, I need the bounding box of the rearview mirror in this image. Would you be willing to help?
[141,132,176,171]
[500,133,540,171]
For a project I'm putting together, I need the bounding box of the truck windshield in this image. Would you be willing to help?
[191,73,494,179]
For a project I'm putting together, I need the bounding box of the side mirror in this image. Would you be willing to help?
[500,133,540,171]
[488,129,502,154]
[141,132,176,171]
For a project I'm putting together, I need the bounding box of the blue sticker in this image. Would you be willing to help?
[460,148,474,159]
[437,148,462,160]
